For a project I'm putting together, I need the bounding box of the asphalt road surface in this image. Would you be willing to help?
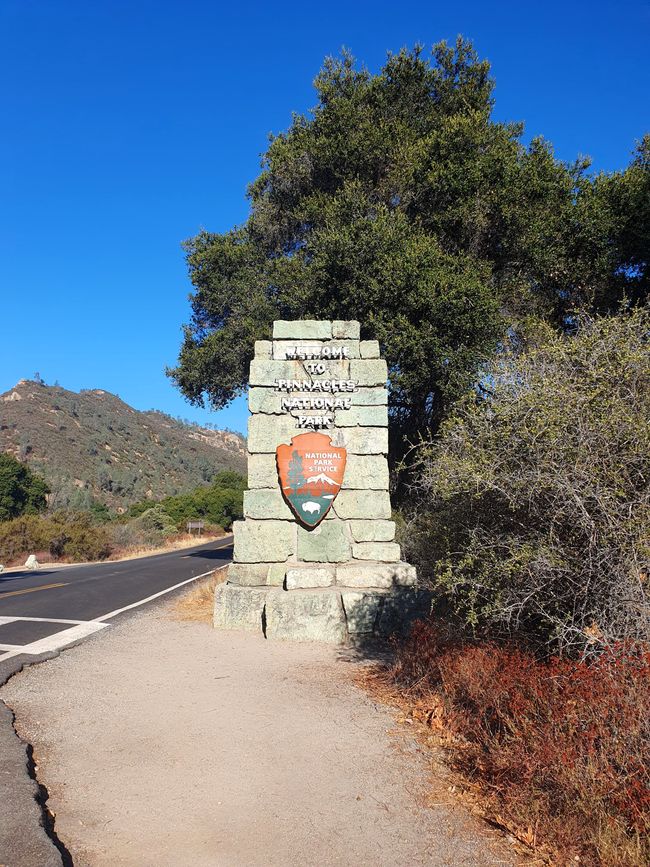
[0,537,232,670]
[0,538,233,867]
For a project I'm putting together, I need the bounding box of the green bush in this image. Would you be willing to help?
[160,472,245,530]
[124,472,245,530]
[0,511,111,563]
[409,307,650,655]
[52,512,112,562]
[0,454,50,520]
[110,505,178,550]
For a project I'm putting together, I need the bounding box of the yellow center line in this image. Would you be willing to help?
[0,582,68,599]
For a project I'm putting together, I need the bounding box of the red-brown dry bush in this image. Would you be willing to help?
[386,620,650,866]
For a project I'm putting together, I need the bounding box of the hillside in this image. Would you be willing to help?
[0,380,246,511]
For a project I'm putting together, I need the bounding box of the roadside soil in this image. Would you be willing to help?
[1,600,518,867]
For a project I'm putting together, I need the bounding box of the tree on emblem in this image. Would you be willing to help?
[286,450,305,495]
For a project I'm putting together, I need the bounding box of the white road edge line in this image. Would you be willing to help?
[0,622,110,662]
[0,542,232,662]
[0,616,90,625]
[94,564,229,623]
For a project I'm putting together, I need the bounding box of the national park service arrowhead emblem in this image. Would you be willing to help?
[276,432,346,528]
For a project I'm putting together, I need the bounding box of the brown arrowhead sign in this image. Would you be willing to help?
[276,432,347,528]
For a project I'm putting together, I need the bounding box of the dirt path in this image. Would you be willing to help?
[1,603,516,867]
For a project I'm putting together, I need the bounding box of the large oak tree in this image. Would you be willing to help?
[169,39,649,473]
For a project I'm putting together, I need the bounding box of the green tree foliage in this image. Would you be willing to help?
[0,453,50,521]
[109,505,180,551]
[169,39,649,465]
[160,471,245,530]
[126,471,246,530]
[408,307,650,655]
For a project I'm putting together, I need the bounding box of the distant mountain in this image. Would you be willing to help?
[0,380,246,511]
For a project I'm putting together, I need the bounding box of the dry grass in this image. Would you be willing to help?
[172,567,228,622]
[360,622,650,866]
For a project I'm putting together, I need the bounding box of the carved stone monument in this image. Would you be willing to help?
[213,320,424,643]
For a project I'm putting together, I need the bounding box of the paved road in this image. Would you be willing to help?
[0,538,232,867]
[0,537,232,669]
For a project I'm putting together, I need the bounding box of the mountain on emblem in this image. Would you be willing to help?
[276,432,347,528]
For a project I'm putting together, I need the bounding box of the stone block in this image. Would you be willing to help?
[335,562,395,590]
[342,591,384,633]
[377,588,431,637]
[265,589,347,643]
[267,563,287,586]
[232,519,295,563]
[244,489,293,520]
[254,340,272,358]
[349,359,388,386]
[213,584,267,631]
[352,542,401,562]
[332,490,391,520]
[335,405,388,427]
[353,387,388,405]
[247,415,300,453]
[297,520,351,562]
[332,427,388,455]
[227,562,287,587]
[227,563,269,586]
[359,340,380,358]
[349,520,396,542]
[247,453,278,489]
[336,561,417,590]
[249,359,301,386]
[393,562,418,587]
[273,320,332,339]
[343,455,390,490]
[332,320,361,339]
[285,566,336,589]
[248,388,283,414]
[272,340,360,360]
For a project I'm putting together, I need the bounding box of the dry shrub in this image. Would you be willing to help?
[172,568,227,622]
[409,308,650,655]
[0,511,112,563]
[380,620,650,866]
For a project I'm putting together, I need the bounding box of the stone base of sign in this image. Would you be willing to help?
[213,582,430,642]
[215,319,423,644]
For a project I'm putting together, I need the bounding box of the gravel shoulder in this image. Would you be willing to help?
[1,602,517,867]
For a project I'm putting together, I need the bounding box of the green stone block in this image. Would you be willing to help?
[349,520,396,542]
[335,405,388,427]
[297,520,351,562]
[243,489,293,520]
[349,359,388,386]
[332,490,392,520]
[273,320,333,339]
[247,454,278,489]
[232,519,295,563]
[332,320,361,339]
[342,455,390,490]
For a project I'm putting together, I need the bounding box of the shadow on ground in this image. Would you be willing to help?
[187,547,232,563]
[0,570,58,585]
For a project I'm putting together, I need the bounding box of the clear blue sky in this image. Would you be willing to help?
[1,0,648,434]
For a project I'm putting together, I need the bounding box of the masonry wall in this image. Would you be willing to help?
[214,320,421,642]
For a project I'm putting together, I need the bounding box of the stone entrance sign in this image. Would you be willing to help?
[213,320,423,643]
